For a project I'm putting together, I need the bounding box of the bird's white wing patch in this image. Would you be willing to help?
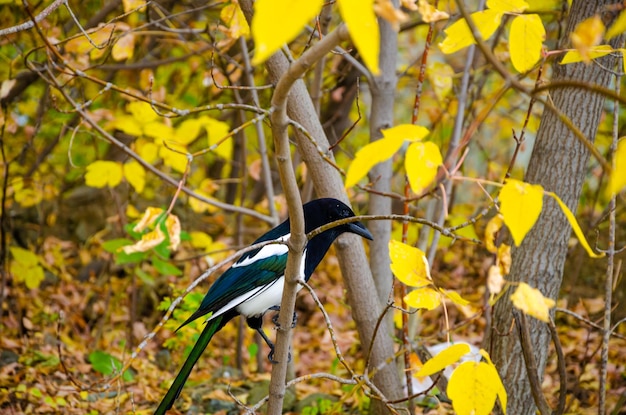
[206,286,267,322]
[232,235,290,268]
[208,242,307,321]
[236,249,307,317]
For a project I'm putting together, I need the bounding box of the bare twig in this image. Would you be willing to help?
[514,311,552,415]
[548,317,567,415]
[599,51,622,415]
[0,0,67,36]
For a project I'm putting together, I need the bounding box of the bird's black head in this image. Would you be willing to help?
[303,198,373,241]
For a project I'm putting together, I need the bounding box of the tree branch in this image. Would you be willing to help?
[266,24,350,415]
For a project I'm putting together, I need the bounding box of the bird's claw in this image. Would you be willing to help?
[269,307,298,329]
[268,348,292,364]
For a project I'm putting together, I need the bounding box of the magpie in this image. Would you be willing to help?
[155,198,372,414]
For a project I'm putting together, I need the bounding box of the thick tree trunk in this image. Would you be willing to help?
[485,1,623,413]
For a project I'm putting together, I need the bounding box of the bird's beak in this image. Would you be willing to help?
[348,221,373,240]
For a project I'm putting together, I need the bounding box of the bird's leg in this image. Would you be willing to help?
[246,315,279,363]
[257,327,279,363]
[246,314,292,364]
[268,305,298,328]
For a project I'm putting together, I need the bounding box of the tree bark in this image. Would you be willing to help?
[485,1,623,413]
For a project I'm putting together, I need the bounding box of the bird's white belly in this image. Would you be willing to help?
[236,251,307,318]
[236,277,286,317]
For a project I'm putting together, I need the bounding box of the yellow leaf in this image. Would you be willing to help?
[122,228,166,254]
[382,124,430,141]
[479,349,507,412]
[85,161,123,188]
[122,0,146,12]
[486,0,528,13]
[440,288,470,306]
[174,118,205,145]
[415,343,471,377]
[112,33,135,61]
[510,282,555,322]
[405,141,443,194]
[499,179,544,246]
[484,214,504,253]
[497,243,511,274]
[137,139,159,163]
[128,101,159,123]
[389,240,432,287]
[190,231,214,249]
[221,1,250,39]
[570,15,605,62]
[143,121,174,140]
[159,141,189,173]
[345,136,405,188]
[606,9,626,40]
[166,214,181,251]
[427,62,454,101]
[547,192,604,258]
[189,190,220,214]
[404,286,441,310]
[205,118,233,160]
[251,0,323,64]
[10,246,39,266]
[134,207,164,232]
[374,0,409,31]
[560,44,613,65]
[10,247,45,289]
[447,360,505,415]
[338,0,380,75]
[112,114,143,136]
[14,185,43,207]
[417,0,449,23]
[439,9,503,54]
[126,204,141,218]
[608,137,626,195]
[509,14,545,73]
[123,160,146,193]
[487,265,505,296]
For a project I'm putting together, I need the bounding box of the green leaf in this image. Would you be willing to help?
[88,350,134,382]
[114,250,147,265]
[152,257,182,276]
[102,238,134,253]
[136,268,155,286]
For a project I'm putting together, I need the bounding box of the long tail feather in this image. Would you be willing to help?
[154,316,224,415]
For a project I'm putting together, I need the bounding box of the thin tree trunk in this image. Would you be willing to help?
[485,1,623,413]
[369,8,397,310]
[238,2,403,411]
